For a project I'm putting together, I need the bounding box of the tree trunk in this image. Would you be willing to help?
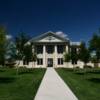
[94,63,98,68]
[32,61,33,68]
[34,61,35,68]
[73,64,75,72]
[84,63,87,73]
[16,60,20,76]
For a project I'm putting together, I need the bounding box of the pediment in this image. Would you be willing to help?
[38,35,63,42]
[29,31,69,43]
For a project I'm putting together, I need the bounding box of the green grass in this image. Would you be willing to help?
[0,68,46,100]
[56,68,100,100]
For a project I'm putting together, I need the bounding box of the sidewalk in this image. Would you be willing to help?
[34,68,78,100]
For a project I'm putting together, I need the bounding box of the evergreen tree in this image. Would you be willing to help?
[89,32,100,66]
[23,44,33,65]
[5,39,16,65]
[79,42,90,66]
[15,32,30,59]
[71,46,78,67]
[15,32,30,75]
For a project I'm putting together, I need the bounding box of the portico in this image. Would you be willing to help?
[34,43,68,68]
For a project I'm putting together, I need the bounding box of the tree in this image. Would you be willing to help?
[79,42,90,67]
[16,51,23,75]
[89,33,100,66]
[24,44,37,68]
[64,52,71,67]
[70,46,79,68]
[0,26,7,66]
[23,44,33,65]
[5,38,16,66]
[89,33,99,51]
[91,56,98,68]
[15,32,30,75]
[32,53,37,68]
[15,32,30,57]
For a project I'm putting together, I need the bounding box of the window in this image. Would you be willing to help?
[58,58,63,65]
[57,45,65,54]
[37,58,43,65]
[36,45,43,54]
[46,45,54,54]
[23,59,29,65]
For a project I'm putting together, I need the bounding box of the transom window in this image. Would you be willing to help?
[58,58,63,65]
[37,58,43,65]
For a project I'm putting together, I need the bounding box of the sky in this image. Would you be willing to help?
[0,0,100,44]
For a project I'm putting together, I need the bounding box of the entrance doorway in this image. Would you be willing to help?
[47,58,53,67]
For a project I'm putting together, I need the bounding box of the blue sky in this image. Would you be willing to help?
[0,0,100,44]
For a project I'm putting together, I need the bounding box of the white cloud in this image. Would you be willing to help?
[6,35,12,40]
[55,31,67,38]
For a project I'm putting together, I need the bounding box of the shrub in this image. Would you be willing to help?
[83,65,92,69]
[75,66,80,69]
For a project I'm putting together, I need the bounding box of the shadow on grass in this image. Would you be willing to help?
[19,71,34,75]
[0,77,16,83]
[88,78,100,83]
[88,71,100,74]
[0,68,6,72]
[74,69,100,75]
[75,72,85,75]
[17,68,34,75]
[0,70,5,72]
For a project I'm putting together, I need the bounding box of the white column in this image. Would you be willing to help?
[76,48,79,53]
[66,45,68,53]
[32,45,35,68]
[32,45,34,53]
[43,45,46,67]
[54,45,57,68]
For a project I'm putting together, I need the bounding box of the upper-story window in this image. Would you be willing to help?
[36,45,43,54]
[57,45,65,54]
[46,45,54,54]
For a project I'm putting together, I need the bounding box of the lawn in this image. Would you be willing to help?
[0,68,46,100]
[56,68,100,100]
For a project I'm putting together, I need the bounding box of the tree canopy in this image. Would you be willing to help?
[15,32,30,60]
[64,52,71,62]
[89,32,100,62]
[79,42,90,65]
[71,46,78,65]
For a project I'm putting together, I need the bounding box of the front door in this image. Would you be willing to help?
[47,58,53,67]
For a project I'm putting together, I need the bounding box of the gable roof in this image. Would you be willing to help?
[28,31,69,43]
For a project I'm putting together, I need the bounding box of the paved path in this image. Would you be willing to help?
[34,68,78,100]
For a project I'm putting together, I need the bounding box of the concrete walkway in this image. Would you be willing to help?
[34,68,78,100]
